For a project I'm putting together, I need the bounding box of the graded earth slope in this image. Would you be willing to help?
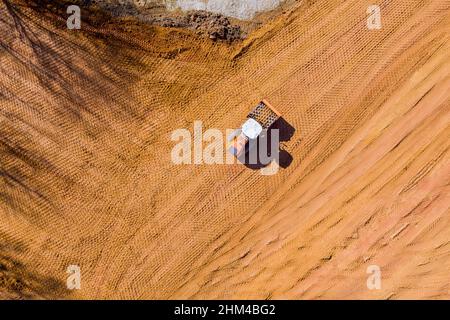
[0,0,449,299]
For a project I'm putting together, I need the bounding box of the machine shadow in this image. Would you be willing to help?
[238,117,295,170]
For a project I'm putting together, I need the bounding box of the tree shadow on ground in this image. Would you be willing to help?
[0,0,153,220]
[1,0,149,121]
[0,1,154,299]
[0,241,68,299]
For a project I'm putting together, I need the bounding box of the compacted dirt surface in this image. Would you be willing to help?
[0,0,449,299]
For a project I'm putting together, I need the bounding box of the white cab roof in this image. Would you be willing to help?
[242,118,263,140]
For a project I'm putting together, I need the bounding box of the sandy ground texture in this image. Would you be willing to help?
[0,0,449,299]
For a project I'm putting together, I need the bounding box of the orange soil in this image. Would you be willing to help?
[0,0,449,299]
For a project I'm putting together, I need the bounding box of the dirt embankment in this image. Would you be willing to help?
[81,0,302,41]
[0,0,449,300]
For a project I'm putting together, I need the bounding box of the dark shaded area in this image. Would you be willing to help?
[0,241,67,299]
[0,0,155,299]
[1,0,149,119]
[238,117,295,170]
[0,0,153,220]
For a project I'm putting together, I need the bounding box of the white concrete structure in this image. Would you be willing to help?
[165,0,282,20]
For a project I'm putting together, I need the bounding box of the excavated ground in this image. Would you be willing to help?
[87,0,301,41]
[0,0,449,299]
